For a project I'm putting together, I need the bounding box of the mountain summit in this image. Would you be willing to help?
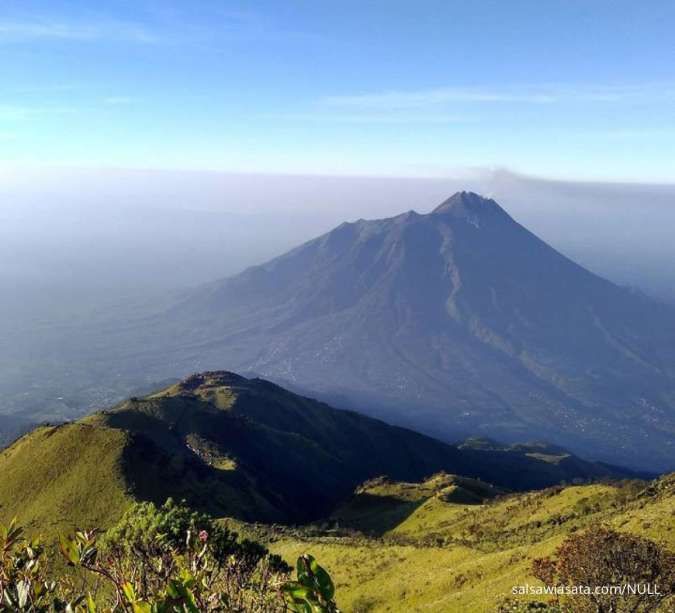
[142,193,675,470]
[430,190,507,219]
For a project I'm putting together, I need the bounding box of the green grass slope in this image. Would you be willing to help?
[268,474,674,612]
[0,423,132,535]
[330,473,504,535]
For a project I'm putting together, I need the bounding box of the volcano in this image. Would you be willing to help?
[143,192,675,470]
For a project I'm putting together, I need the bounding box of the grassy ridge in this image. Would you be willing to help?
[267,474,674,612]
[0,371,637,538]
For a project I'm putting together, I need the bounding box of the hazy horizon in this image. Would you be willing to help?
[2,164,675,298]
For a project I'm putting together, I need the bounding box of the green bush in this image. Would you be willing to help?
[1,500,339,612]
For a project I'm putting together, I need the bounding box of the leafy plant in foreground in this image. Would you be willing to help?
[59,499,290,611]
[1,500,339,612]
[0,518,84,611]
[281,554,339,613]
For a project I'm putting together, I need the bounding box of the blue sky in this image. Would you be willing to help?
[1,0,674,180]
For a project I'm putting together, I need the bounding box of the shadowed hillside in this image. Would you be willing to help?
[0,371,635,535]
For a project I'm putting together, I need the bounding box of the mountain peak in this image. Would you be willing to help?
[178,370,247,392]
[430,191,505,219]
[158,190,675,471]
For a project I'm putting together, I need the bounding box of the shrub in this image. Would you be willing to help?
[532,526,674,612]
[1,501,338,612]
[0,518,83,611]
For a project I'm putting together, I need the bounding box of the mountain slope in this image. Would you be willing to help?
[142,192,675,470]
[268,473,674,612]
[0,371,633,534]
